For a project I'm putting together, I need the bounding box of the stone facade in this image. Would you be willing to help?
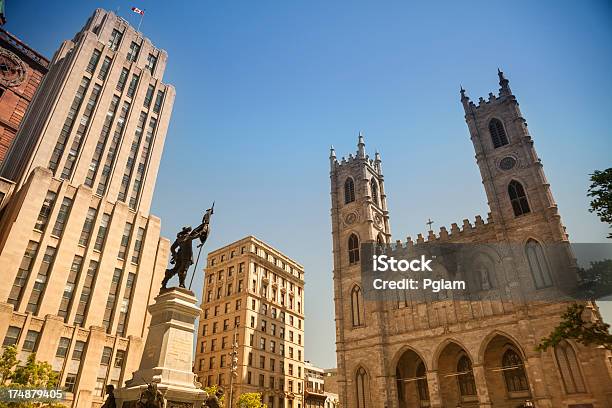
[0,28,48,165]
[0,9,175,408]
[329,72,612,407]
[194,236,305,408]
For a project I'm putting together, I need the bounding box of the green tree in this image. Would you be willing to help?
[237,392,267,408]
[203,384,225,406]
[536,303,612,351]
[576,259,612,299]
[588,168,612,238]
[0,348,65,408]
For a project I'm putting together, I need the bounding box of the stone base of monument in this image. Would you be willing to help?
[114,287,208,408]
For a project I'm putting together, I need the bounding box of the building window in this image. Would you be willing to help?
[127,74,139,98]
[103,268,122,331]
[348,234,359,264]
[59,255,83,319]
[61,83,102,180]
[94,213,111,251]
[56,337,71,358]
[145,53,157,73]
[26,246,56,314]
[344,177,355,204]
[95,377,106,397]
[118,112,147,202]
[127,41,140,62]
[526,239,553,289]
[51,197,73,237]
[114,350,125,368]
[97,101,131,195]
[98,56,112,80]
[86,95,120,187]
[86,49,101,73]
[489,118,509,148]
[49,77,90,173]
[128,116,157,210]
[416,362,429,402]
[457,355,477,396]
[117,273,136,336]
[108,29,123,51]
[118,222,133,259]
[74,261,98,326]
[500,348,529,393]
[2,326,21,347]
[79,207,98,246]
[64,374,77,393]
[116,68,129,92]
[72,340,86,360]
[356,367,369,408]
[555,341,586,394]
[144,84,154,108]
[351,285,364,327]
[35,191,57,231]
[153,90,164,113]
[508,180,530,217]
[8,241,39,306]
[101,346,113,366]
[132,227,145,264]
[370,179,379,206]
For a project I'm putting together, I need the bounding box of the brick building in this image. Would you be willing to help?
[0,28,48,165]
[195,236,305,408]
[329,72,612,407]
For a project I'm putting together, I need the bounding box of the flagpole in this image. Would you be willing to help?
[137,10,145,32]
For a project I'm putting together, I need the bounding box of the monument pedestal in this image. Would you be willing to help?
[114,288,208,407]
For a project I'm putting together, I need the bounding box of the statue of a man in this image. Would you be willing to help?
[161,205,214,289]
[204,388,224,408]
[137,383,164,408]
[101,384,116,408]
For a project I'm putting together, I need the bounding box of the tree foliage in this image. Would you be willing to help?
[537,303,612,351]
[0,346,65,408]
[576,259,612,299]
[237,392,267,408]
[588,168,612,238]
[203,384,225,406]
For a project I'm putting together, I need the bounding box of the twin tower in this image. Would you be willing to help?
[328,73,612,408]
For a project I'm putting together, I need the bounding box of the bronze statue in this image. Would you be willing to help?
[136,383,164,408]
[161,205,214,289]
[101,384,116,408]
[203,387,224,408]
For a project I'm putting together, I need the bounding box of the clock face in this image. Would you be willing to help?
[0,48,26,87]
[499,156,517,171]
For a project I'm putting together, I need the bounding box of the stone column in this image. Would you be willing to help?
[472,364,492,408]
[525,356,552,408]
[426,371,442,408]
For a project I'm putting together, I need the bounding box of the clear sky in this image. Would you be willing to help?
[8,0,612,369]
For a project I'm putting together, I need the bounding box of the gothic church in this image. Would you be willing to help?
[329,71,612,408]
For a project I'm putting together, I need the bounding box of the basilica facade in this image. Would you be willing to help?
[329,72,612,407]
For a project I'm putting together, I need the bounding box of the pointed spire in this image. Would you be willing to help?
[329,145,337,169]
[498,68,512,96]
[357,131,366,158]
[374,150,383,174]
[460,84,471,112]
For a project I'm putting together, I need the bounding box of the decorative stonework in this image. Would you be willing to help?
[0,47,26,87]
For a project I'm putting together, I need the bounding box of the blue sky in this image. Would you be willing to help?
[8,0,612,368]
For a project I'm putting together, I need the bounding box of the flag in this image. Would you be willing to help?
[131,7,145,15]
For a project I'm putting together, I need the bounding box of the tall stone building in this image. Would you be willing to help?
[0,9,175,407]
[0,28,48,165]
[195,236,305,408]
[329,72,612,407]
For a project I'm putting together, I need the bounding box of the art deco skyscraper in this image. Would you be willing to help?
[0,9,174,407]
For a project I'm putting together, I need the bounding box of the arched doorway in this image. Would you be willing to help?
[437,342,478,407]
[482,334,531,407]
[396,349,429,408]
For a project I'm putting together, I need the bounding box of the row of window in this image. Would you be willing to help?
[210,244,303,281]
[343,177,379,206]
[107,28,157,73]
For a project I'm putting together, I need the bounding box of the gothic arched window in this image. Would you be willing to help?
[351,285,364,327]
[356,367,370,408]
[344,178,355,204]
[489,118,509,148]
[348,234,360,264]
[416,361,430,402]
[457,355,477,396]
[370,179,379,206]
[555,341,586,394]
[526,239,553,289]
[508,180,530,216]
[502,348,529,392]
